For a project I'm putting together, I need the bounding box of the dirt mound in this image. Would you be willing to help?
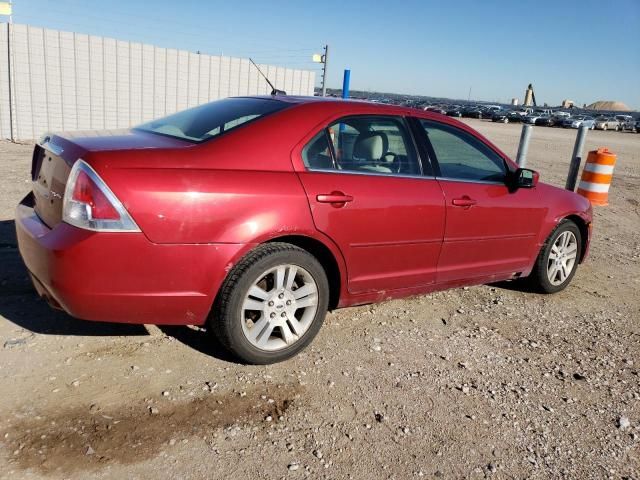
[586,100,631,111]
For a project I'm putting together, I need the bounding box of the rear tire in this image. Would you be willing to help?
[528,220,582,294]
[209,243,329,364]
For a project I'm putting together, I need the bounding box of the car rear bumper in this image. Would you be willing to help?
[15,194,246,325]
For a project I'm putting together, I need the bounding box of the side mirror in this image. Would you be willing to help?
[513,168,539,188]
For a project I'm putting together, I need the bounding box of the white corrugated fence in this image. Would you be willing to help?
[0,23,316,140]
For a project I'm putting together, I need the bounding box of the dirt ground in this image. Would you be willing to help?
[0,120,638,480]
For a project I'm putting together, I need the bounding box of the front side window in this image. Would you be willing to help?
[136,98,288,143]
[419,120,507,182]
[302,116,420,176]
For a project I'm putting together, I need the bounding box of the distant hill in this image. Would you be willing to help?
[586,101,631,112]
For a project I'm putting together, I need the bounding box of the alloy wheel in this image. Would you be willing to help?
[240,264,318,351]
[547,231,578,286]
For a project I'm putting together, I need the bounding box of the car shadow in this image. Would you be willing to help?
[488,279,539,294]
[2,219,238,360]
[0,219,148,336]
[158,325,237,363]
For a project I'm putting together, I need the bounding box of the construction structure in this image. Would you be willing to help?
[523,84,536,106]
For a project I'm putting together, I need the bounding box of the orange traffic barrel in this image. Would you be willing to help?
[577,148,616,206]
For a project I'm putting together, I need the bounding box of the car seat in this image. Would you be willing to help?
[351,132,392,173]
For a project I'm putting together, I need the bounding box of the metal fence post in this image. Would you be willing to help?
[566,125,588,191]
[515,124,532,167]
[565,157,582,191]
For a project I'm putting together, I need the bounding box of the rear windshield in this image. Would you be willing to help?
[135,97,289,143]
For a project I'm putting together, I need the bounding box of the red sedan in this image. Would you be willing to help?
[16,96,592,364]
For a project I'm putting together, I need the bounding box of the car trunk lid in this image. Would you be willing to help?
[30,129,192,229]
[31,138,78,229]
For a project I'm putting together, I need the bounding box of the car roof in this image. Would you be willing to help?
[239,95,370,105]
[237,94,434,118]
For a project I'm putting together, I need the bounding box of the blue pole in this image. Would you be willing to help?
[342,69,350,99]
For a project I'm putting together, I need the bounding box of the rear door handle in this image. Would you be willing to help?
[452,196,477,207]
[317,192,354,204]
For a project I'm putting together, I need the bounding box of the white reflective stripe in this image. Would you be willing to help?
[584,163,614,174]
[578,181,610,193]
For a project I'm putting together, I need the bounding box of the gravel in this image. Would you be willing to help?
[0,122,639,479]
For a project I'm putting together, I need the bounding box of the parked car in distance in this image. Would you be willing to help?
[524,112,545,124]
[424,106,447,115]
[594,117,621,131]
[635,119,640,133]
[614,115,635,132]
[506,111,524,123]
[483,105,503,113]
[513,107,534,118]
[533,108,554,117]
[552,111,571,124]
[15,96,593,364]
[563,115,595,129]
[534,116,554,127]
[461,105,481,118]
[465,107,486,119]
[491,110,510,123]
[615,114,633,124]
[546,113,572,127]
[446,106,463,117]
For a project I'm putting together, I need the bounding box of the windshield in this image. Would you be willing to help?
[135,97,289,143]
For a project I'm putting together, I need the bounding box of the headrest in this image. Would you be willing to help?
[353,132,387,161]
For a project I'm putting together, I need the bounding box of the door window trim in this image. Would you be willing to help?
[411,117,513,185]
[304,167,439,181]
[302,114,434,179]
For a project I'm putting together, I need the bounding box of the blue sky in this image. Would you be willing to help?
[6,0,640,108]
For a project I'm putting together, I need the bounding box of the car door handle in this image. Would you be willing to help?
[452,196,477,207]
[317,192,354,204]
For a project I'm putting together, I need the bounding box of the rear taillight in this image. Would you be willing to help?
[62,160,140,232]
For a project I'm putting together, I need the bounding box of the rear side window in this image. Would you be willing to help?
[302,116,421,176]
[302,131,334,170]
[135,98,288,143]
[419,120,507,182]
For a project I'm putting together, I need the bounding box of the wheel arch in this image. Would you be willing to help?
[563,214,590,263]
[265,234,343,310]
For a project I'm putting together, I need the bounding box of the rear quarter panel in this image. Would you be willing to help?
[103,168,315,244]
[83,105,325,245]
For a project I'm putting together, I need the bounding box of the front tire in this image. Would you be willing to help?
[528,220,582,294]
[209,243,329,364]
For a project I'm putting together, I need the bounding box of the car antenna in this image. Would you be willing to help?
[249,58,287,96]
